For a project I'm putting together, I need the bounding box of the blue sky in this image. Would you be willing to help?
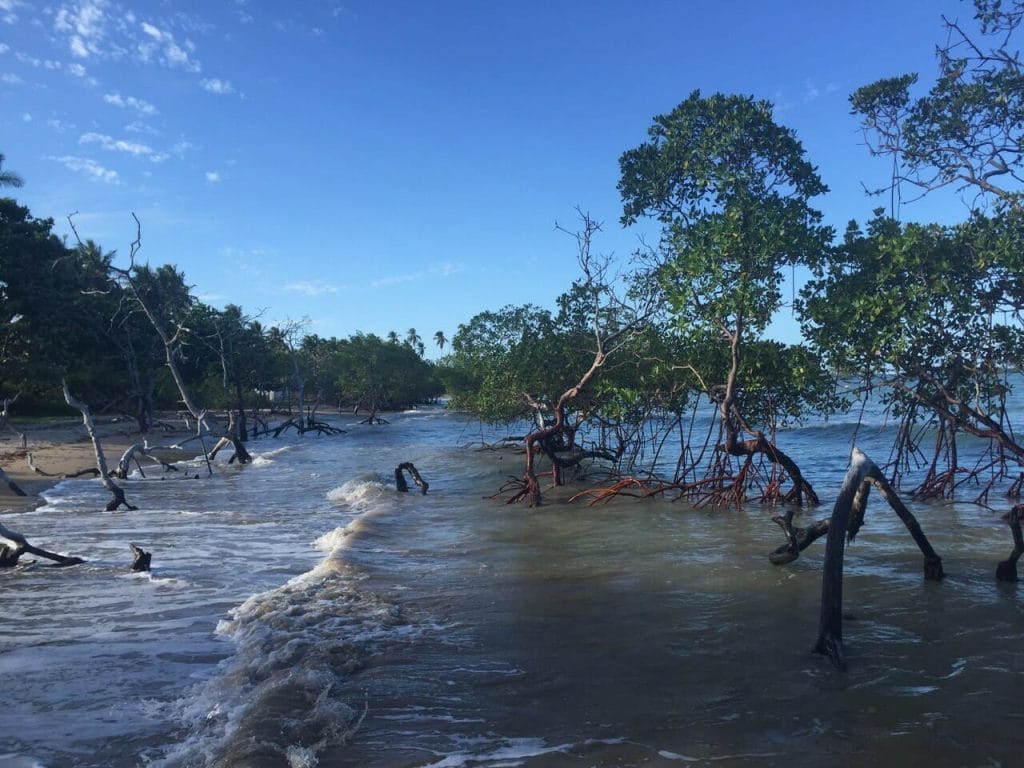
[1,0,977,354]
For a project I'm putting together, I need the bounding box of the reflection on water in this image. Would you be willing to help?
[0,408,1022,767]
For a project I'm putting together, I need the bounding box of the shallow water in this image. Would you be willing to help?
[1,407,1022,767]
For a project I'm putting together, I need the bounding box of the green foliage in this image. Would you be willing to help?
[333,332,440,412]
[618,91,835,436]
[850,0,1023,211]
[799,209,1024,413]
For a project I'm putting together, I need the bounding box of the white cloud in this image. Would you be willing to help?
[200,77,233,94]
[136,19,200,72]
[67,62,86,77]
[370,273,417,288]
[283,280,341,296]
[104,91,157,115]
[50,154,120,184]
[79,131,168,162]
[0,72,22,84]
[47,118,73,133]
[124,119,158,135]
[205,171,220,182]
[55,0,110,59]
[0,43,9,54]
[21,112,31,122]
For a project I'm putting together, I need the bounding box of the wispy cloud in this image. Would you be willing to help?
[79,131,168,162]
[205,171,220,182]
[371,262,462,288]
[370,273,417,288]
[138,19,200,72]
[103,91,158,115]
[0,72,22,84]
[1,0,23,24]
[50,154,120,184]
[283,280,342,296]
[200,77,233,94]
[54,0,112,59]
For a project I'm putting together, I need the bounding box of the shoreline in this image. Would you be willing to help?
[1,416,195,514]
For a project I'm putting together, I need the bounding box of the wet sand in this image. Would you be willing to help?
[0,415,195,513]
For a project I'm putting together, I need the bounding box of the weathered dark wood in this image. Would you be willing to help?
[395,462,429,494]
[0,466,27,497]
[996,504,1024,582]
[815,447,944,670]
[0,523,84,567]
[63,380,137,511]
[130,543,151,572]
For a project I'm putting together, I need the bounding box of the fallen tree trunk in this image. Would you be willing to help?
[63,381,137,511]
[0,522,84,567]
[0,466,27,497]
[815,447,944,670]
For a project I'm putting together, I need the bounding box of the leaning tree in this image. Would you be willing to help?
[618,90,835,506]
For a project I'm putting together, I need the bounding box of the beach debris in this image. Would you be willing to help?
[0,466,27,497]
[62,380,137,512]
[813,448,944,671]
[395,462,429,494]
[112,443,181,479]
[129,543,151,572]
[996,504,1024,582]
[0,522,84,567]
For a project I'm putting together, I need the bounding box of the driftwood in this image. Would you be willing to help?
[0,394,26,450]
[62,381,137,511]
[996,504,1024,582]
[130,543,151,572]
[112,443,181,479]
[0,466,27,497]
[27,452,101,479]
[0,522,83,567]
[814,448,944,670]
[395,462,429,494]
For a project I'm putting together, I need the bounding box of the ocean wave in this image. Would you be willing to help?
[149,557,416,768]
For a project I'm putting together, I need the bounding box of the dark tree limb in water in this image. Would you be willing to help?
[27,452,100,479]
[395,462,429,494]
[996,504,1024,582]
[0,466,27,497]
[112,443,180,479]
[0,523,84,567]
[62,380,137,511]
[815,448,944,670]
[130,543,151,572]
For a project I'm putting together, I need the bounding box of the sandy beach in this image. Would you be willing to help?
[0,415,196,513]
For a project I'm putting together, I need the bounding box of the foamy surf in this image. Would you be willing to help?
[151,555,415,768]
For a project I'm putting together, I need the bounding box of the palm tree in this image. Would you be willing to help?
[387,330,400,344]
[434,330,447,350]
[405,327,424,357]
[0,154,24,189]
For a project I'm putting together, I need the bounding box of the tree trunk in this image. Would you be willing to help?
[0,523,84,567]
[815,448,943,670]
[62,380,137,511]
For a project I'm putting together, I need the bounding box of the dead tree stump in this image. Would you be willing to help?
[815,447,944,670]
[130,543,151,572]
[395,462,429,494]
[996,504,1024,582]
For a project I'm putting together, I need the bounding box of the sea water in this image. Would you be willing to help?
[1,406,1022,767]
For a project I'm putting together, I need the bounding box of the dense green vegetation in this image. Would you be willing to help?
[0,198,441,425]
[3,0,1021,507]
